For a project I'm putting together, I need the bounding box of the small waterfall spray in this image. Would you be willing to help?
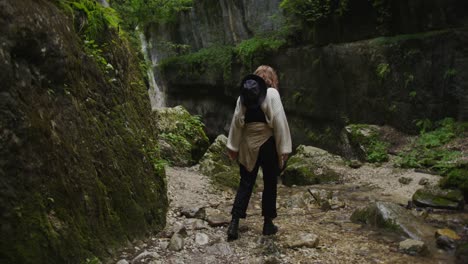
[97,0,109,8]
[139,31,166,110]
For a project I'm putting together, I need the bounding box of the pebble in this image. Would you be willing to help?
[181,206,205,219]
[206,242,233,256]
[419,178,430,186]
[131,250,159,263]
[116,260,128,264]
[285,233,319,249]
[159,239,170,250]
[204,208,229,227]
[398,177,412,185]
[169,233,184,251]
[435,228,461,240]
[195,233,210,246]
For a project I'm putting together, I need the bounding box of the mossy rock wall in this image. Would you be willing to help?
[0,0,167,263]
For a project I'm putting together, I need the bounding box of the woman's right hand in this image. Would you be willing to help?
[227,149,238,160]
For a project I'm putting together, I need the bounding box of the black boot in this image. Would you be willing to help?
[227,217,239,241]
[262,217,278,236]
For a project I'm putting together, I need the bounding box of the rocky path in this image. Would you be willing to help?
[111,161,465,264]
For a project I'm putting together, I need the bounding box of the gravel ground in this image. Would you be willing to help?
[111,160,460,264]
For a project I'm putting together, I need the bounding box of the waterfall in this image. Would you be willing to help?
[139,31,166,110]
[97,0,109,7]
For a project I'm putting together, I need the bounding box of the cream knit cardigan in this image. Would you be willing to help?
[227,88,292,164]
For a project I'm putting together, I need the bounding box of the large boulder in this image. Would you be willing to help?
[281,145,343,186]
[343,124,390,163]
[155,106,209,166]
[199,135,239,189]
[412,186,465,210]
[351,202,435,240]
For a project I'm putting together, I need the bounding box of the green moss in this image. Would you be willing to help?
[199,135,240,190]
[413,188,464,209]
[370,30,450,45]
[440,168,468,198]
[159,34,287,82]
[155,106,209,165]
[235,36,286,69]
[376,63,390,80]
[59,0,121,41]
[397,118,466,174]
[211,170,241,191]
[159,45,234,82]
[110,0,193,30]
[282,160,339,187]
[280,0,335,23]
[347,124,389,163]
[350,206,401,232]
[1,1,168,263]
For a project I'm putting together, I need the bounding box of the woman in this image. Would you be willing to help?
[226,67,291,241]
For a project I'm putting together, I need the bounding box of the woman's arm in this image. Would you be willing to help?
[264,89,292,157]
[226,97,244,157]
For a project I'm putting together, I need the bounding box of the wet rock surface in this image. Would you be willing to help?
[281,145,343,186]
[112,160,466,263]
[412,186,465,210]
[351,201,436,241]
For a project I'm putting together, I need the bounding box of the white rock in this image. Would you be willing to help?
[206,242,233,256]
[195,233,210,246]
[169,233,184,251]
[399,239,427,256]
[285,233,319,248]
[116,260,129,264]
[131,250,159,263]
[159,239,170,250]
[192,219,209,230]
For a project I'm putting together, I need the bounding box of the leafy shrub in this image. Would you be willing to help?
[159,46,234,80]
[280,0,350,23]
[60,0,120,41]
[235,37,286,68]
[397,118,465,174]
[440,168,468,195]
[280,0,332,23]
[376,63,390,79]
[110,0,193,30]
[347,124,389,163]
[367,140,390,163]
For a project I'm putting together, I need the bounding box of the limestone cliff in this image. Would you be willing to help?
[149,0,468,152]
[0,0,167,263]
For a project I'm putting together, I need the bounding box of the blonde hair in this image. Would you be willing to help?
[254,65,279,90]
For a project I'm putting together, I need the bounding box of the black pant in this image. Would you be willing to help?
[231,137,279,219]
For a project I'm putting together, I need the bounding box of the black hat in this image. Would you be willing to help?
[240,74,267,109]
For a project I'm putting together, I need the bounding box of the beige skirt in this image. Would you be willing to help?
[238,122,273,172]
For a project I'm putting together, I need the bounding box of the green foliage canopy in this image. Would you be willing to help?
[110,0,193,30]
